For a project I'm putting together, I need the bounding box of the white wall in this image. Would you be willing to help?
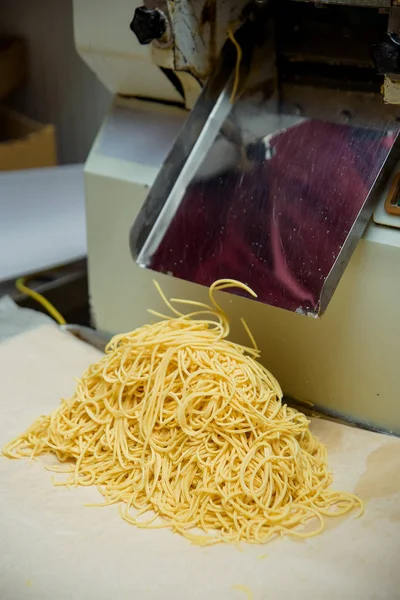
[0,0,112,164]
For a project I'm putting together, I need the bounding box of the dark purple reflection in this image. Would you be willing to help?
[151,121,396,313]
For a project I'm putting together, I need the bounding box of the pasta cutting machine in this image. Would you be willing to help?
[73,0,400,434]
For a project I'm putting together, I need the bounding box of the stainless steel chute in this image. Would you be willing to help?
[130,16,400,316]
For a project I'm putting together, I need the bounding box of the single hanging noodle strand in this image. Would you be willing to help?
[227,23,242,103]
[3,279,363,546]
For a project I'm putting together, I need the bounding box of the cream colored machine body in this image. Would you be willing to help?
[73,0,400,434]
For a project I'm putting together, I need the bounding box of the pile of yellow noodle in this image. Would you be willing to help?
[3,280,362,545]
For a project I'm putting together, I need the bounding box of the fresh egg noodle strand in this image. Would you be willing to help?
[3,279,362,545]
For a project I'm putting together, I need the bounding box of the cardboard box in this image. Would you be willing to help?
[0,38,26,101]
[0,107,57,171]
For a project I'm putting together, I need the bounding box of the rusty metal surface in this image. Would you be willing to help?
[169,0,248,79]
[289,0,390,6]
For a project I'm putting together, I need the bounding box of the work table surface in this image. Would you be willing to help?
[0,325,399,600]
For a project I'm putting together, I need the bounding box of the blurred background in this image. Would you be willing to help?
[0,0,112,325]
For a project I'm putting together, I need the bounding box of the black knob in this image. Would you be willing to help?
[246,141,275,163]
[372,33,400,75]
[130,7,167,45]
